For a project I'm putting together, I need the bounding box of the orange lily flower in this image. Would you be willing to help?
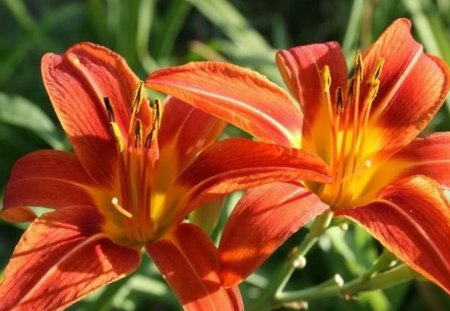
[0,43,331,310]
[146,19,450,294]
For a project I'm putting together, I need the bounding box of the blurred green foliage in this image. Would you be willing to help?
[1,0,449,310]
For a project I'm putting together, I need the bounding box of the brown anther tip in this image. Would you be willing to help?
[134,119,143,148]
[131,81,145,113]
[103,97,115,121]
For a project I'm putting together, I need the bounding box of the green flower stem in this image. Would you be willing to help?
[248,211,333,311]
[277,263,415,304]
[362,249,397,279]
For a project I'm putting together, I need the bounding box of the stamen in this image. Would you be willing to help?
[112,197,133,218]
[131,81,145,113]
[134,119,143,148]
[153,98,162,130]
[103,97,115,121]
[144,98,162,148]
[129,81,146,136]
[103,97,125,152]
[322,66,336,133]
[354,51,364,83]
[370,59,384,83]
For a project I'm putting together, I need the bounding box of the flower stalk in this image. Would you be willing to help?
[248,211,333,311]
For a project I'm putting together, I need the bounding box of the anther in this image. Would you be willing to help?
[153,98,162,130]
[369,59,384,85]
[103,97,115,122]
[336,87,344,110]
[134,119,143,149]
[346,78,355,104]
[354,51,364,82]
[131,81,145,113]
[103,97,125,152]
[322,65,332,93]
[144,99,162,148]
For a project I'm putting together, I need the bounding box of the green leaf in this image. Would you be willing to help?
[0,93,64,149]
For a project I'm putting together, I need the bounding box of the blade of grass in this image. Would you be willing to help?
[3,0,54,49]
[136,0,157,73]
[402,0,450,118]
[342,0,364,57]
[0,93,64,149]
[154,0,192,60]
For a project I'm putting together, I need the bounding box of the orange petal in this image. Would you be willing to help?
[158,96,225,172]
[354,132,450,205]
[336,176,450,295]
[146,61,302,147]
[219,182,328,286]
[2,150,96,223]
[146,223,244,311]
[0,205,141,310]
[385,132,450,187]
[363,19,450,150]
[42,42,145,186]
[176,138,331,218]
[276,41,347,155]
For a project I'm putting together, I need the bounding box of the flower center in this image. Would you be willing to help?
[317,52,384,209]
[101,82,163,247]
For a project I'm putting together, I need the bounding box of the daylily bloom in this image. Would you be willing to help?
[0,43,331,310]
[146,19,450,294]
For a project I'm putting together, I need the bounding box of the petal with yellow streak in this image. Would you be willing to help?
[336,176,450,295]
[146,223,244,311]
[146,61,302,147]
[2,150,97,223]
[219,182,328,286]
[175,138,332,220]
[363,19,450,151]
[0,205,141,310]
[276,41,347,128]
[158,96,225,173]
[42,42,149,186]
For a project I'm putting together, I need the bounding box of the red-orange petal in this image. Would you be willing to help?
[146,61,302,147]
[336,176,450,295]
[2,150,96,223]
[0,205,141,310]
[146,223,244,311]
[219,182,328,286]
[176,138,331,218]
[276,41,347,151]
[388,132,450,187]
[42,42,144,186]
[158,96,225,172]
[363,19,450,150]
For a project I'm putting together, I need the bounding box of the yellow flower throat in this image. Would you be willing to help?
[101,82,163,247]
[314,52,385,209]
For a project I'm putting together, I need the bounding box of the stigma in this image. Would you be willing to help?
[318,52,384,208]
